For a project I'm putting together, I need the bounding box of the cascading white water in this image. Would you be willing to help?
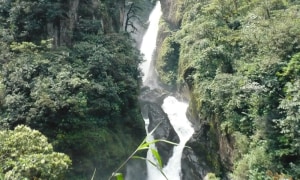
[139,1,162,87]
[139,1,194,180]
[148,97,194,180]
[161,97,194,179]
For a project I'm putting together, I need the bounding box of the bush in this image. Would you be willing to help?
[0,125,71,180]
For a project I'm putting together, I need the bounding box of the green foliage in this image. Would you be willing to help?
[0,0,146,179]
[112,173,124,180]
[277,80,300,147]
[159,0,300,178]
[0,0,66,43]
[0,125,71,179]
[156,36,180,86]
[232,134,273,180]
[0,28,144,180]
[206,173,220,180]
[10,39,53,53]
[277,52,300,81]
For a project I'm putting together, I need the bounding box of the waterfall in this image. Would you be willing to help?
[138,1,194,180]
[139,1,162,88]
[147,97,194,180]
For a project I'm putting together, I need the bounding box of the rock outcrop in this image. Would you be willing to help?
[47,0,128,47]
[147,102,180,166]
[140,86,179,166]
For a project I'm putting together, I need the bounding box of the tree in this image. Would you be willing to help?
[0,34,144,178]
[274,52,300,177]
[0,125,71,180]
[124,2,141,33]
[0,0,145,179]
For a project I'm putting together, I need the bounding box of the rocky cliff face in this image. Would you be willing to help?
[47,0,79,46]
[159,0,181,28]
[157,0,235,178]
[47,0,126,47]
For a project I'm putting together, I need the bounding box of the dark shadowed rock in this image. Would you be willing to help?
[139,86,180,166]
[146,102,179,166]
[181,124,212,180]
[182,119,233,180]
[181,147,210,180]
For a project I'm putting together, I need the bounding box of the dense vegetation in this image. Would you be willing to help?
[2,0,300,179]
[0,0,148,179]
[158,0,300,179]
[0,125,71,179]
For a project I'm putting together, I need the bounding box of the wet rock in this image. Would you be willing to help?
[139,86,169,119]
[181,123,212,180]
[146,102,179,166]
[181,147,210,180]
[182,119,234,179]
[139,85,180,167]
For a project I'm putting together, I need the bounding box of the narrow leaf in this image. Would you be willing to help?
[137,142,149,150]
[147,159,168,180]
[132,156,168,180]
[132,155,144,159]
[151,148,163,168]
[148,121,163,135]
[148,139,191,148]
[149,139,179,146]
[113,173,124,180]
[91,168,96,180]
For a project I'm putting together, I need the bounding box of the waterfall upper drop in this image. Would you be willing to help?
[139,1,162,86]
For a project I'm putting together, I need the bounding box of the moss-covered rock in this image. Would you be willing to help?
[156,36,180,87]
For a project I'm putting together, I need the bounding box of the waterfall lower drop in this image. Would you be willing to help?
[148,97,194,180]
[139,1,194,180]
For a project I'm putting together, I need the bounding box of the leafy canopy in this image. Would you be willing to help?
[0,125,71,180]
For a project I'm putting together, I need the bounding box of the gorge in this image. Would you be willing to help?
[0,0,299,179]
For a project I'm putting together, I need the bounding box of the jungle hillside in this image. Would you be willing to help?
[157,0,300,179]
[0,0,152,179]
[0,0,300,180]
